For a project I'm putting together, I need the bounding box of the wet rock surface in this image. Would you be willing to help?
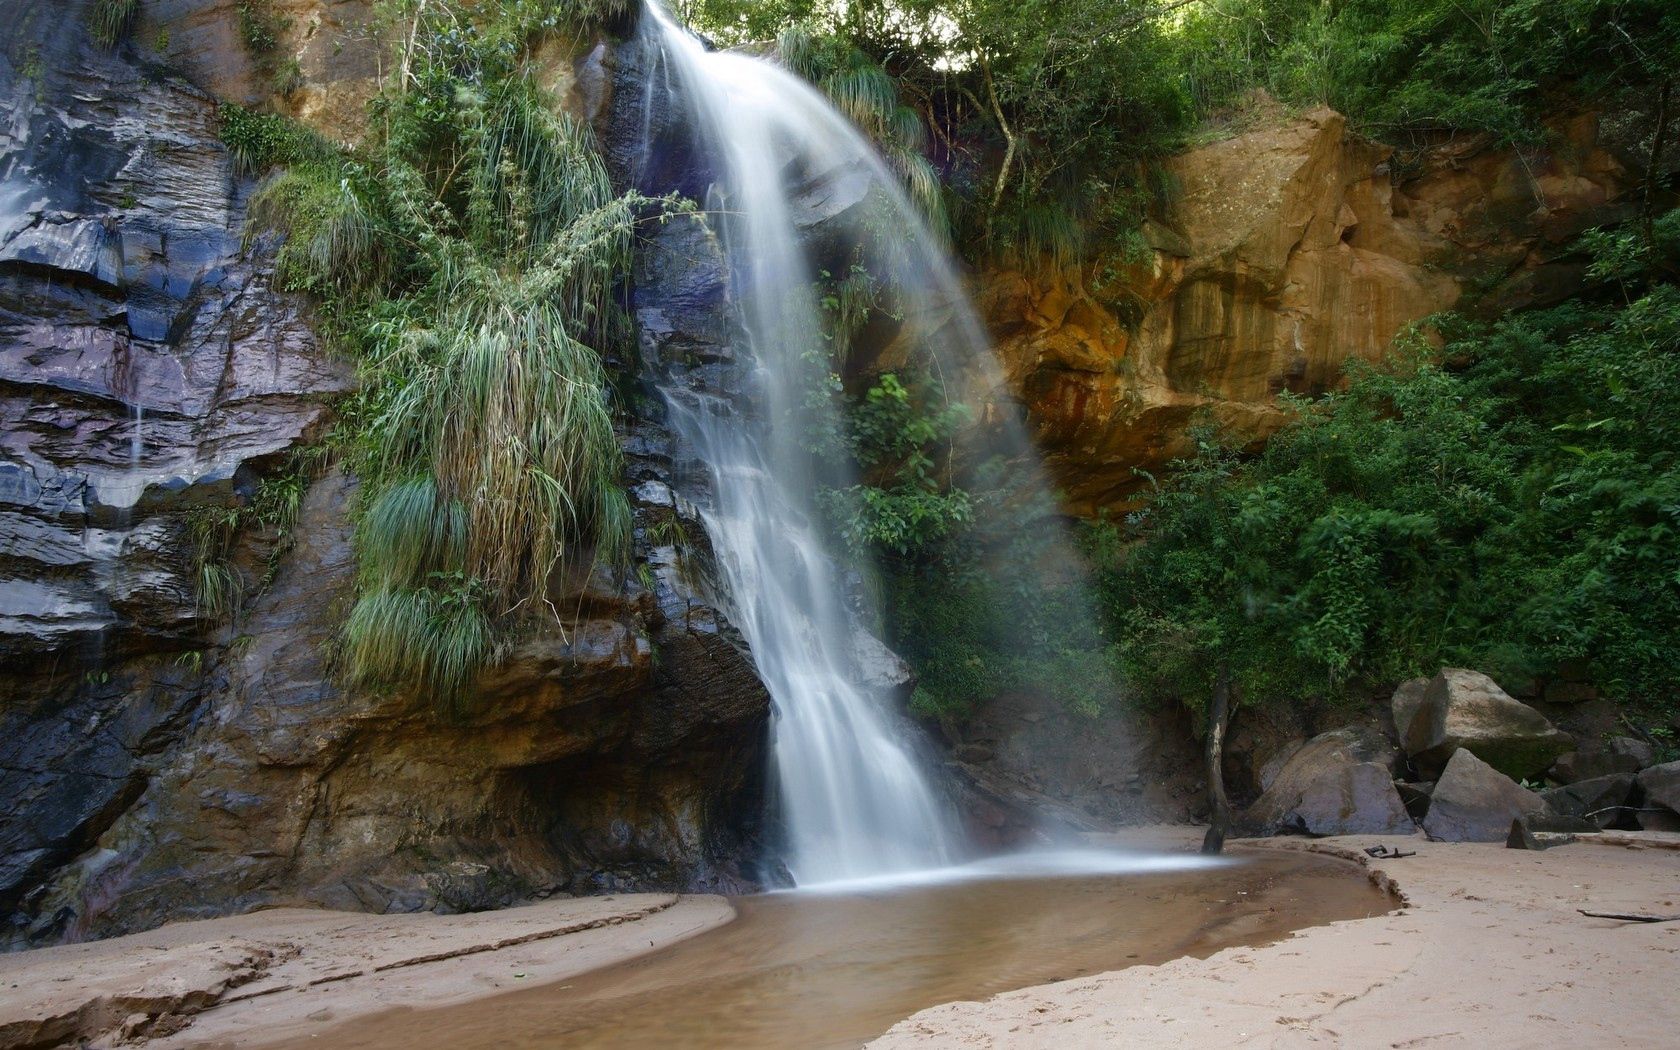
[15,460,768,945]
[1,0,341,935]
[0,0,349,669]
[944,693,1206,831]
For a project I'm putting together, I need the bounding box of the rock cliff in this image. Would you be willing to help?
[1,0,769,947]
[987,105,1640,513]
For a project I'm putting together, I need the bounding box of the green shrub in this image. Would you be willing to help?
[218,104,324,174]
[1102,213,1680,727]
[686,0,1679,266]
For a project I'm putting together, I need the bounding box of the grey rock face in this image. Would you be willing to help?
[1404,669,1572,780]
[1389,676,1430,742]
[1607,736,1657,771]
[1239,726,1408,835]
[1551,737,1652,783]
[19,453,771,944]
[1,0,345,932]
[1422,748,1549,842]
[1635,761,1680,817]
[1290,761,1415,836]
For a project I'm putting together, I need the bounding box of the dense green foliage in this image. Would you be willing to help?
[677,0,1679,732]
[884,482,1116,720]
[240,0,661,708]
[685,0,1678,265]
[1103,213,1680,725]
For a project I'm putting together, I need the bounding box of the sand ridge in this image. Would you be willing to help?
[0,894,732,1048]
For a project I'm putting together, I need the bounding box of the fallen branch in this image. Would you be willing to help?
[1578,910,1680,923]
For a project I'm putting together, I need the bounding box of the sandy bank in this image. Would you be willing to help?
[0,893,732,1049]
[871,833,1680,1048]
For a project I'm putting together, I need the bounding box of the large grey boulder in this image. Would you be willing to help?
[1291,762,1416,836]
[1608,736,1657,771]
[1239,727,1410,835]
[1423,748,1550,842]
[1637,810,1680,832]
[1404,669,1572,779]
[0,0,352,669]
[1541,773,1635,829]
[1636,761,1680,819]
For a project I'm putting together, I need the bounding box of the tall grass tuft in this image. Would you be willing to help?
[90,0,138,48]
[248,23,647,709]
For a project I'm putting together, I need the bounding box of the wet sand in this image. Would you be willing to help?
[248,849,1390,1050]
[872,834,1680,1049]
[0,894,733,1050]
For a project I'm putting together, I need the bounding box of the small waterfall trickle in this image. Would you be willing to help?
[633,3,1107,885]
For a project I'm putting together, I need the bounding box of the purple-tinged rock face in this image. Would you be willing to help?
[0,2,349,666]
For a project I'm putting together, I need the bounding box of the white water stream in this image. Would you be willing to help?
[637,2,960,884]
[636,3,1077,885]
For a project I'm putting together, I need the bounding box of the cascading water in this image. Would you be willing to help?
[632,2,1106,885]
[635,2,960,885]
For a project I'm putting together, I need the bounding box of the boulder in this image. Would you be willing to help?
[1637,809,1680,832]
[1239,727,1407,835]
[1608,736,1657,771]
[1405,669,1572,779]
[1257,738,1308,794]
[1422,749,1550,843]
[1289,762,1416,836]
[1395,781,1435,820]
[1390,677,1431,741]
[1506,812,1599,850]
[1540,774,1635,829]
[1551,738,1652,783]
[1635,761,1680,817]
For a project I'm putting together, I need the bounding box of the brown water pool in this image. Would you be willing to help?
[269,848,1389,1050]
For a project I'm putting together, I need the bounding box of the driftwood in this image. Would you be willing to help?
[1363,845,1416,859]
[1577,910,1680,923]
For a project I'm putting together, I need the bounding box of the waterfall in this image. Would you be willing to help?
[634,2,959,885]
[632,3,1095,885]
